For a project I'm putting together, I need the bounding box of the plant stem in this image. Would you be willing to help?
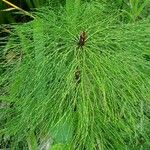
[26,131,38,150]
[2,0,35,19]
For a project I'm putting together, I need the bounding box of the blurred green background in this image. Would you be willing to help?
[0,0,65,24]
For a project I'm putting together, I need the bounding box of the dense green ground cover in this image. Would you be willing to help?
[0,0,150,149]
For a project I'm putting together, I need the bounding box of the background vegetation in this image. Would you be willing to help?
[0,0,150,150]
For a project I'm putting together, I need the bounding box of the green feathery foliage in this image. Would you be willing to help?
[0,0,150,149]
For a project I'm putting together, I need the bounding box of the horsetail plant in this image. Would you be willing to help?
[0,0,150,149]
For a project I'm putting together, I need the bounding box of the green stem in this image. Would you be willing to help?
[26,131,38,150]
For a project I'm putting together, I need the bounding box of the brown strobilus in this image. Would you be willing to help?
[74,31,86,84]
[77,31,86,49]
[75,67,81,84]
